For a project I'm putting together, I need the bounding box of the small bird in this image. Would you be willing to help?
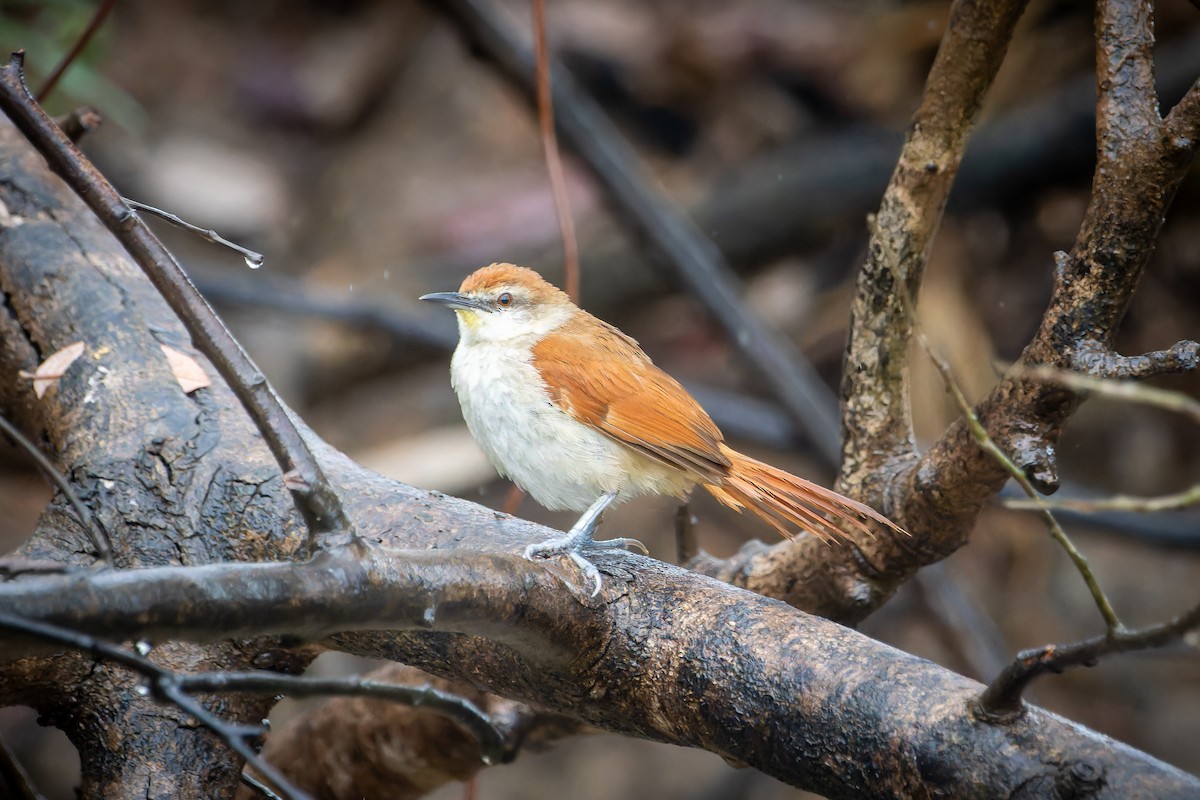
[422,263,900,594]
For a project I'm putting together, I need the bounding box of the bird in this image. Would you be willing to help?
[421,263,902,594]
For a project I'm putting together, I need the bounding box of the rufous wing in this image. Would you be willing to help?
[531,313,730,482]
[532,310,906,543]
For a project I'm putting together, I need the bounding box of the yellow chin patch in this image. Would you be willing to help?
[455,309,483,331]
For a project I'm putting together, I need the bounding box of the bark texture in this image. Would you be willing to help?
[0,116,308,798]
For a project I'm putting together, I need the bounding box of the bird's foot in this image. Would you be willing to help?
[522,491,646,596]
[523,534,647,597]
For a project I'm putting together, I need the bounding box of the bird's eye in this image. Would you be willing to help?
[497,292,513,307]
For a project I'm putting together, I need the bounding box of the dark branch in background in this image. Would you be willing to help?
[429,0,843,460]
[531,0,578,302]
[674,500,698,563]
[34,0,117,103]
[0,412,112,565]
[124,198,265,268]
[0,732,45,800]
[0,52,352,544]
[976,599,1200,721]
[191,269,460,352]
[0,612,308,800]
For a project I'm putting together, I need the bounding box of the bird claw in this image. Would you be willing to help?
[588,536,648,555]
[523,535,646,597]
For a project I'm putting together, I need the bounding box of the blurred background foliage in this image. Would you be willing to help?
[0,1,1198,798]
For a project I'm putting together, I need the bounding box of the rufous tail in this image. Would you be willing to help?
[704,445,904,544]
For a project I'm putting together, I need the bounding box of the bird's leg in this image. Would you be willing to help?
[523,490,647,596]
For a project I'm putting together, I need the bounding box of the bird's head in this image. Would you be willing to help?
[421,263,575,344]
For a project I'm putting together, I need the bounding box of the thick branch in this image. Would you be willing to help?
[693,0,1034,622]
[0,113,309,797]
[0,538,1196,799]
[839,0,1031,485]
[715,0,1200,625]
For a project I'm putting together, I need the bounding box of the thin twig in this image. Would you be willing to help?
[124,198,264,268]
[240,772,284,800]
[501,484,526,516]
[674,499,698,563]
[976,598,1200,721]
[919,333,1123,633]
[1005,486,1200,514]
[0,52,352,546]
[35,0,117,103]
[1011,363,1200,425]
[177,671,506,764]
[530,0,578,302]
[0,412,113,566]
[0,611,310,800]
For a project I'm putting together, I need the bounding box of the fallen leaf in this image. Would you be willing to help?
[160,344,211,394]
[18,341,85,398]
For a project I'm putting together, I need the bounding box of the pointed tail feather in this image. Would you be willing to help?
[704,445,904,544]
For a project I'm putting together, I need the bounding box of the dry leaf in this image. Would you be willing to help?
[19,341,85,398]
[160,344,211,394]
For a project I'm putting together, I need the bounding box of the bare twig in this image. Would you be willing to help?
[1004,487,1200,514]
[0,732,45,800]
[1010,363,1200,425]
[0,412,113,566]
[124,198,265,268]
[0,52,352,545]
[241,772,284,800]
[918,331,1122,633]
[35,0,117,103]
[501,484,526,516]
[530,0,578,302]
[176,671,506,764]
[0,611,309,800]
[674,499,697,563]
[976,599,1200,721]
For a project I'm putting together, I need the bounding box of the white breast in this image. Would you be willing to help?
[450,338,636,511]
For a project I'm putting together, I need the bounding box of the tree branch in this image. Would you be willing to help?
[0,540,1196,798]
[976,599,1200,721]
[692,0,1034,622]
[0,52,350,544]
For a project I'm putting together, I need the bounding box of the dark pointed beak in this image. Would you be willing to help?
[419,291,492,312]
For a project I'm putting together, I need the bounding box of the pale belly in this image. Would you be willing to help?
[450,340,693,511]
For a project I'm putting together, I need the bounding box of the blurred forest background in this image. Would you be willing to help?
[1,1,1198,798]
